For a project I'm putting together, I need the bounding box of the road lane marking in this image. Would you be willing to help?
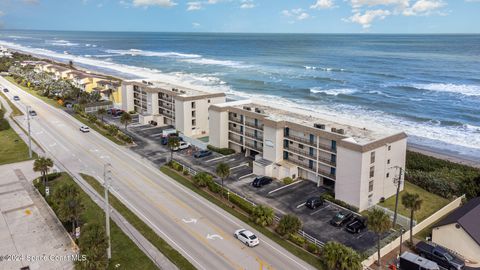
[206,234,223,240]
[182,218,198,224]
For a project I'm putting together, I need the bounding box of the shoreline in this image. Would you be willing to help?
[6,46,480,170]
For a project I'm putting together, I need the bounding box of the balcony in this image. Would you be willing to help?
[318,143,337,153]
[228,135,243,145]
[229,117,243,124]
[245,131,263,141]
[245,141,263,152]
[229,126,243,134]
[159,102,172,109]
[285,134,316,147]
[245,121,264,130]
[318,156,336,167]
[284,147,316,160]
[286,155,336,180]
[318,169,336,180]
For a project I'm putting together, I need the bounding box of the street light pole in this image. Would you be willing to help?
[104,163,112,260]
[26,105,32,159]
[392,166,404,228]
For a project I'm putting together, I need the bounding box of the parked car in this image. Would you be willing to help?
[251,176,273,188]
[345,216,367,234]
[194,150,212,158]
[234,229,259,247]
[79,126,90,133]
[3,88,8,92]
[305,197,324,209]
[162,133,179,145]
[29,110,37,116]
[172,141,191,151]
[399,251,439,270]
[13,96,20,101]
[415,241,465,270]
[329,211,353,227]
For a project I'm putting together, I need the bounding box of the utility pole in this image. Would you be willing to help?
[104,163,112,260]
[26,105,32,158]
[392,166,404,227]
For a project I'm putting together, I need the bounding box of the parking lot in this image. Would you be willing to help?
[106,117,379,252]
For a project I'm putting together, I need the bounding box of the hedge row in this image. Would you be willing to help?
[207,145,235,155]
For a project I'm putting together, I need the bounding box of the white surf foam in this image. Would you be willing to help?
[304,66,345,72]
[181,58,252,68]
[46,39,79,47]
[106,49,201,58]
[412,83,480,97]
[310,87,357,96]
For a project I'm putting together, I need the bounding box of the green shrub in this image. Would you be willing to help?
[288,233,306,247]
[250,205,274,227]
[0,111,10,131]
[183,169,189,176]
[306,242,319,254]
[276,214,302,236]
[207,180,222,193]
[207,145,235,155]
[282,177,294,185]
[193,172,212,187]
[229,193,254,214]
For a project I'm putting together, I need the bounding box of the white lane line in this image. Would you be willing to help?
[182,218,198,224]
[205,154,235,163]
[49,142,57,147]
[100,155,110,159]
[309,205,330,216]
[206,234,223,240]
[239,173,253,180]
[296,202,306,209]
[229,163,248,170]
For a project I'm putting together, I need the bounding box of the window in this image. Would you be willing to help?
[192,110,196,117]
[369,180,374,192]
[192,119,196,126]
[387,159,391,165]
[370,151,376,164]
[298,156,304,161]
[369,166,375,178]
[299,144,304,149]
[191,101,196,109]
[208,99,211,103]
[388,145,391,151]
[386,173,390,178]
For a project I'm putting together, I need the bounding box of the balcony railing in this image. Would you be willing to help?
[229,126,243,134]
[245,131,263,141]
[285,134,337,153]
[229,117,243,124]
[318,156,336,167]
[286,156,336,180]
[284,147,316,160]
[245,121,264,130]
[228,135,243,144]
[245,142,263,152]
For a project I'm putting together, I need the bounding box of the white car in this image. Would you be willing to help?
[79,126,90,133]
[234,229,259,247]
[172,141,191,151]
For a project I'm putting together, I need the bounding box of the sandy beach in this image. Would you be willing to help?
[408,143,480,169]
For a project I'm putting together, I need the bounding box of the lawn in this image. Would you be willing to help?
[0,109,36,165]
[80,173,195,270]
[35,173,158,270]
[379,181,450,222]
[73,114,126,146]
[5,76,63,109]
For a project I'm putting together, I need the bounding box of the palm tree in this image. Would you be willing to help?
[76,223,109,270]
[120,112,132,130]
[368,208,391,269]
[33,157,54,186]
[250,205,274,227]
[215,162,230,198]
[97,108,106,122]
[320,241,362,270]
[167,136,180,162]
[54,182,85,234]
[402,192,423,244]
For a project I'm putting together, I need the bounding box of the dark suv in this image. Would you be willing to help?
[194,150,212,158]
[330,211,353,227]
[252,176,273,188]
[305,197,324,209]
[345,216,367,233]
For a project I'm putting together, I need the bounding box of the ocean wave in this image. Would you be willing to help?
[368,90,395,98]
[46,39,79,47]
[310,87,357,96]
[411,83,480,97]
[106,49,201,58]
[304,66,346,72]
[180,58,252,68]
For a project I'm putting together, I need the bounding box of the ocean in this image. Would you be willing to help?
[1,30,479,160]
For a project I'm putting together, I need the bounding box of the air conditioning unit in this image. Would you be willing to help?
[180,90,186,94]
[331,127,337,132]
[314,123,325,130]
[243,106,251,111]
[337,129,345,134]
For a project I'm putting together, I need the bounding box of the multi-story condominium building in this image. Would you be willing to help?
[209,100,407,211]
[122,80,226,137]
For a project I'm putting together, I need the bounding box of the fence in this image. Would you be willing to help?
[179,134,208,150]
[176,160,325,248]
[373,204,416,229]
[84,103,112,113]
[362,195,465,267]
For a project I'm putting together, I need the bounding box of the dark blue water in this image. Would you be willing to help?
[1,31,479,158]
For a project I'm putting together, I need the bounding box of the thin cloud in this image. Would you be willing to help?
[132,0,177,7]
[310,0,335,9]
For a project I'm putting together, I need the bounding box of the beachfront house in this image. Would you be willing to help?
[121,80,226,137]
[208,100,407,211]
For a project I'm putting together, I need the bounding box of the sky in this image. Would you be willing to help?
[0,0,479,33]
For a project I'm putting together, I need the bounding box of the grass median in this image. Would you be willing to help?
[160,166,324,269]
[0,109,37,165]
[73,114,126,146]
[5,76,63,109]
[80,173,196,270]
[34,172,157,270]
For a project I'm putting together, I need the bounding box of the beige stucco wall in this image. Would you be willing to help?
[335,146,363,209]
[121,84,134,112]
[263,125,283,163]
[433,223,480,262]
[208,109,229,148]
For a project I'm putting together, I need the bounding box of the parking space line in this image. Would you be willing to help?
[267,180,302,195]
[205,154,235,163]
[296,202,306,209]
[309,205,330,216]
[238,173,253,180]
[229,163,248,170]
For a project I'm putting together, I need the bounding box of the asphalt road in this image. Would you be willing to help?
[0,76,316,270]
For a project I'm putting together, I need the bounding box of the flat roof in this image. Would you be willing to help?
[219,99,401,144]
[126,79,224,99]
